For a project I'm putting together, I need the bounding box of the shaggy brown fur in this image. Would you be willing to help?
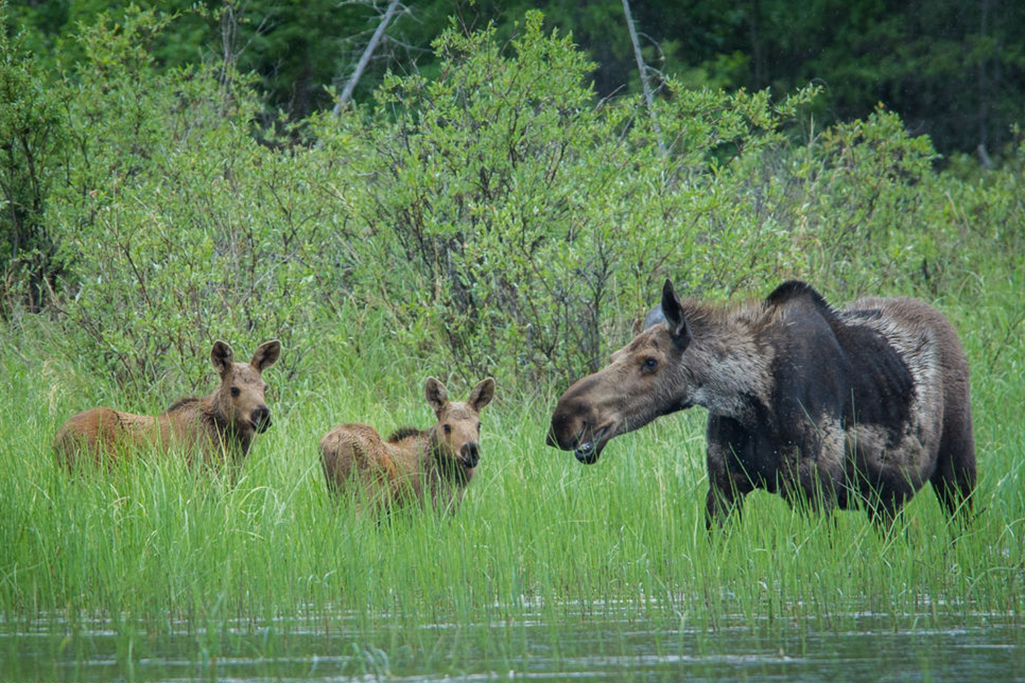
[548,280,976,529]
[320,377,495,514]
[53,340,280,470]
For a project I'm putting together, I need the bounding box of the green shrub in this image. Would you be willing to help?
[38,8,352,401]
[2,7,1020,401]
[317,13,821,386]
[0,21,70,314]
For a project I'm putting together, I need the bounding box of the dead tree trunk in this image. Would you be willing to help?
[333,0,403,115]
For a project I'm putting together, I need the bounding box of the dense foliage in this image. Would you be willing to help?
[1,6,1022,400]
[7,0,1024,158]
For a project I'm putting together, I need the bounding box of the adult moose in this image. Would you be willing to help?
[54,339,281,470]
[320,377,495,514]
[547,280,976,529]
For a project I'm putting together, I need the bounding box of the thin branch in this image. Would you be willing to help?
[333,0,403,115]
[621,0,666,155]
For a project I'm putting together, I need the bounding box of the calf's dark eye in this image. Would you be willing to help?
[643,357,658,370]
[230,387,240,397]
[443,424,452,435]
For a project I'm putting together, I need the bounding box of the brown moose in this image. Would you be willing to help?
[320,377,496,514]
[53,339,281,470]
[548,280,976,529]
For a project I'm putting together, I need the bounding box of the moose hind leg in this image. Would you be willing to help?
[930,424,977,525]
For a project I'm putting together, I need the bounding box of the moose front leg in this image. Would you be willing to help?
[706,479,748,528]
[704,433,754,529]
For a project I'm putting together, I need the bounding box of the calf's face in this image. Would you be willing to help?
[425,377,495,470]
[211,340,281,434]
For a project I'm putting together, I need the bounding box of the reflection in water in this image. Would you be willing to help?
[2,604,1023,681]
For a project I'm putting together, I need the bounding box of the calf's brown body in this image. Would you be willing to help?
[548,280,976,529]
[53,340,280,469]
[320,377,495,513]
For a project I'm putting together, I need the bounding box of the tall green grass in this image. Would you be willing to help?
[1,277,1023,673]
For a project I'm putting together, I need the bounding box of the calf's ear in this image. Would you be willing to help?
[425,377,448,413]
[251,340,281,371]
[211,340,234,377]
[468,378,496,412]
[661,279,692,351]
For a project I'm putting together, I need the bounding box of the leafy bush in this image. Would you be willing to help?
[317,13,820,384]
[0,25,70,314]
[26,9,351,400]
[2,7,1020,400]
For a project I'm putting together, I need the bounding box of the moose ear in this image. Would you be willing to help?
[467,378,495,412]
[211,340,234,377]
[642,303,666,331]
[250,340,281,371]
[661,279,692,351]
[425,377,448,413]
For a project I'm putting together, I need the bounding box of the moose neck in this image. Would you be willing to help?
[679,301,774,423]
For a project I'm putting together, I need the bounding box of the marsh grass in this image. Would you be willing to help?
[1,288,1024,677]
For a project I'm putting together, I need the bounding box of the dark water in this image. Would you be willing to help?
[3,605,1022,682]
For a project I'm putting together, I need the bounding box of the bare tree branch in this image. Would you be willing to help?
[622,0,665,155]
[333,0,403,115]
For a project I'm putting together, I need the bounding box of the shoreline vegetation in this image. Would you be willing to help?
[2,319,1023,675]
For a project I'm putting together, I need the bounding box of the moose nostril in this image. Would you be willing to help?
[462,442,480,466]
[552,419,586,450]
[251,406,271,428]
[548,414,575,449]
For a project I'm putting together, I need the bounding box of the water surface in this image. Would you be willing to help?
[3,604,1021,681]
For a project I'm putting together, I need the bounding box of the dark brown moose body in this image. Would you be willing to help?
[320,377,495,514]
[548,280,976,528]
[53,340,281,470]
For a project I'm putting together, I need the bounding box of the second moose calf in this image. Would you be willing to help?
[53,339,280,471]
[320,377,495,514]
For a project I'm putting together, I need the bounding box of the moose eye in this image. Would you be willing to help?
[642,357,658,370]
[230,387,241,397]
[476,422,481,432]
[443,424,452,435]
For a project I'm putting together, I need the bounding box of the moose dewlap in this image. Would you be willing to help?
[320,377,495,514]
[53,339,280,469]
[548,280,975,528]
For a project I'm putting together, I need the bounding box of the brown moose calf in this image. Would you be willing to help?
[53,339,280,470]
[320,377,495,514]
